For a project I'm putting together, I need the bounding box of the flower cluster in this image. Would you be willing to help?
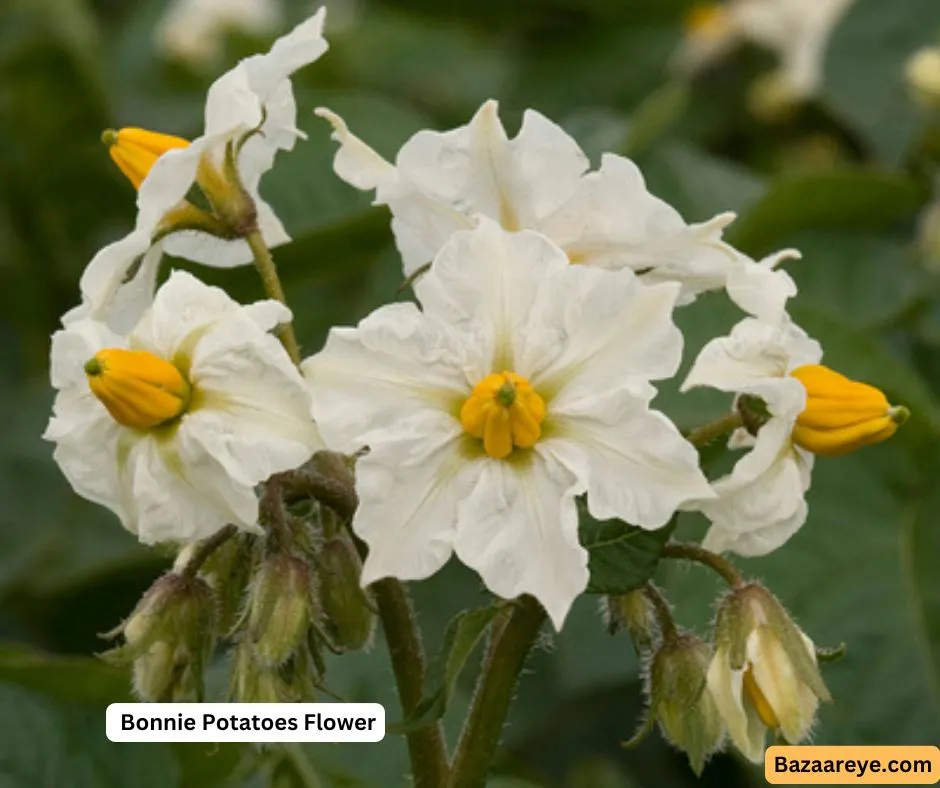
[44,5,908,771]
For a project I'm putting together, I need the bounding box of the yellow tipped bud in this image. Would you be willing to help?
[460,371,546,459]
[790,364,906,457]
[85,348,190,430]
[103,127,190,189]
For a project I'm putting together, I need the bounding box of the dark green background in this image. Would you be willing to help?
[1,0,939,785]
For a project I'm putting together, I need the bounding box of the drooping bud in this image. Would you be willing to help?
[707,583,830,763]
[605,589,658,652]
[648,632,726,775]
[317,533,376,652]
[102,127,190,190]
[906,47,940,110]
[790,364,908,456]
[106,572,217,701]
[85,348,190,430]
[248,553,315,667]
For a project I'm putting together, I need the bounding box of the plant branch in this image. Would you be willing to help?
[661,541,745,587]
[180,524,237,580]
[372,578,450,787]
[245,230,301,365]
[448,595,546,788]
[685,411,744,448]
[642,582,677,639]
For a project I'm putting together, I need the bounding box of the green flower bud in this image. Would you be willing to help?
[317,534,375,652]
[248,553,315,667]
[108,572,217,701]
[605,589,658,651]
[649,632,725,775]
[231,638,299,703]
[708,583,830,763]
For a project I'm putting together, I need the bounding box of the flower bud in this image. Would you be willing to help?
[85,348,190,430]
[248,553,315,666]
[906,47,940,110]
[605,589,658,651]
[102,127,190,190]
[317,534,375,652]
[231,638,298,703]
[790,364,908,456]
[648,632,725,775]
[109,572,217,701]
[707,583,830,763]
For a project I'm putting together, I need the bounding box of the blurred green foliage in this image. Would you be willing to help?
[2,0,940,785]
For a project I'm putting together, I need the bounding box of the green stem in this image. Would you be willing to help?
[372,578,450,787]
[686,411,744,448]
[245,230,301,365]
[661,541,745,588]
[448,596,546,788]
[179,524,237,580]
[642,582,677,639]
[281,742,322,788]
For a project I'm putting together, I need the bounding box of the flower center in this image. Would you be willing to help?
[789,364,908,457]
[742,665,780,730]
[85,348,191,430]
[459,371,546,460]
[102,127,190,190]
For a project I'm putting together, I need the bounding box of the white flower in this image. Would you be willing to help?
[79,9,328,330]
[45,270,320,544]
[674,0,855,100]
[682,316,822,556]
[157,0,284,68]
[707,584,829,762]
[315,100,796,319]
[303,219,713,628]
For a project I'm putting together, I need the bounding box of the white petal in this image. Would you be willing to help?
[303,302,470,453]
[724,249,799,320]
[454,450,586,629]
[132,270,241,359]
[136,138,212,233]
[315,107,398,191]
[67,234,163,334]
[703,499,808,557]
[414,219,569,381]
[545,389,713,528]
[354,413,472,585]
[49,319,123,390]
[518,263,683,399]
[748,627,819,743]
[707,648,767,763]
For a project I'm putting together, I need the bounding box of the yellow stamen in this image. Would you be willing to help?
[683,2,731,38]
[102,127,190,190]
[85,348,191,430]
[460,371,546,460]
[790,364,908,457]
[743,665,780,730]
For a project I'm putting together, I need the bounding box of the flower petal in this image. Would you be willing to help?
[315,107,399,191]
[303,302,470,453]
[454,449,585,629]
[545,389,713,528]
[354,413,472,585]
[707,648,767,763]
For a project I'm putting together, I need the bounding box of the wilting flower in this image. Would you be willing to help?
[708,583,830,762]
[674,0,855,102]
[45,270,320,544]
[316,100,795,319]
[682,316,906,555]
[304,220,712,628]
[157,0,284,68]
[77,9,328,329]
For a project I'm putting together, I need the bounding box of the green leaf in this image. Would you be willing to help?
[390,604,500,733]
[824,0,940,166]
[726,170,926,257]
[581,505,675,595]
[0,643,132,704]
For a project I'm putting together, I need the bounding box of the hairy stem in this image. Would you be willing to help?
[448,596,546,788]
[372,578,450,787]
[642,582,677,639]
[686,411,744,448]
[245,230,301,365]
[180,524,237,580]
[662,541,745,587]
